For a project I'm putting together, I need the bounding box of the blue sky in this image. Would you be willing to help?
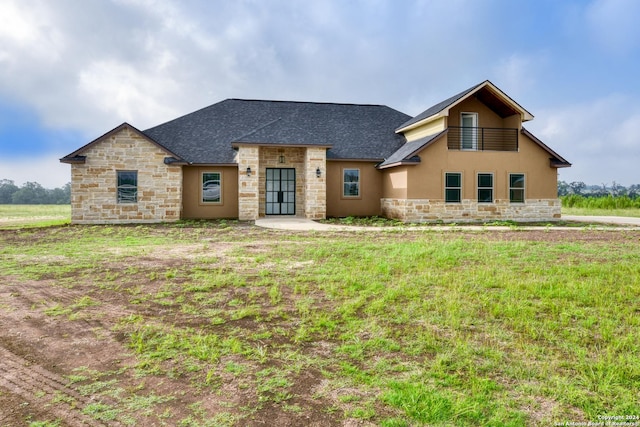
[1,0,639,188]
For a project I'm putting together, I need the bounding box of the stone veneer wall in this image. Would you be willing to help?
[381,198,561,222]
[70,128,182,224]
[238,146,328,220]
[237,146,260,220]
[258,147,306,217]
[304,147,327,219]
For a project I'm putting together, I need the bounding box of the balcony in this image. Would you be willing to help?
[447,126,518,151]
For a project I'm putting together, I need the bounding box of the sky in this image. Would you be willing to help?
[0,0,639,188]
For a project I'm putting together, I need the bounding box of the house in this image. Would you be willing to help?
[60,80,570,224]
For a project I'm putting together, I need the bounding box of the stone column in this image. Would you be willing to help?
[237,146,260,220]
[304,147,327,219]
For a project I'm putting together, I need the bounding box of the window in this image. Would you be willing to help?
[460,112,478,150]
[445,172,461,203]
[509,173,525,203]
[117,171,137,203]
[477,173,493,203]
[343,169,360,197]
[202,172,221,203]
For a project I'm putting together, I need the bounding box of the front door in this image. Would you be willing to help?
[266,168,296,215]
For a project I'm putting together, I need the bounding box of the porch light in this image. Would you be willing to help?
[246,167,252,177]
[279,155,285,164]
[316,167,321,178]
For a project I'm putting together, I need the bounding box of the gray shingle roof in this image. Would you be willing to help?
[395,81,485,132]
[142,99,411,164]
[378,130,446,168]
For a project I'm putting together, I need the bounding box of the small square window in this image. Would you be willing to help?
[445,173,461,203]
[117,171,137,203]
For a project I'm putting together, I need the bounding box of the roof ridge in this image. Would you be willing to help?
[227,98,389,108]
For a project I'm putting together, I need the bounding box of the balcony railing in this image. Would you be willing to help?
[447,126,518,151]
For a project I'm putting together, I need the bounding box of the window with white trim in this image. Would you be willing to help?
[460,112,478,150]
[202,172,222,203]
[117,170,137,203]
[445,172,461,203]
[477,173,493,203]
[509,173,525,203]
[343,169,360,197]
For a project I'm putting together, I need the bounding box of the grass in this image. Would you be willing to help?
[561,195,640,217]
[562,207,640,217]
[2,221,640,425]
[0,204,70,228]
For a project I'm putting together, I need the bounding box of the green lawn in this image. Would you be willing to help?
[1,223,638,426]
[562,207,640,218]
[0,204,70,228]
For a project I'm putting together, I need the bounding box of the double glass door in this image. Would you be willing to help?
[266,168,295,215]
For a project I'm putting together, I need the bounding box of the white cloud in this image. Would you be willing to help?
[491,52,549,98]
[0,155,70,188]
[77,59,181,129]
[528,94,640,186]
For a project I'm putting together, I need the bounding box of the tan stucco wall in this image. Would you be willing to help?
[182,166,238,219]
[379,128,561,222]
[326,161,382,217]
[69,127,182,224]
[381,167,408,199]
[400,132,558,201]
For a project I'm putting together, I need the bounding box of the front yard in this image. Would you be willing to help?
[0,222,639,426]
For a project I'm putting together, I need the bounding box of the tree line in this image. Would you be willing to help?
[1,178,639,205]
[0,179,71,204]
[557,181,640,198]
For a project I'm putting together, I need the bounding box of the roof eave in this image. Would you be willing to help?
[377,160,421,170]
[521,128,571,167]
[550,160,572,168]
[59,155,87,164]
[327,157,384,163]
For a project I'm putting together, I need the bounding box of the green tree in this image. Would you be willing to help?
[0,179,19,203]
[557,180,570,196]
[11,181,49,204]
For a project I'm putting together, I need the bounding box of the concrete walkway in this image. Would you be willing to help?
[255,215,640,231]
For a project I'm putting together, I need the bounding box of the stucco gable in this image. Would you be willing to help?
[395,80,534,134]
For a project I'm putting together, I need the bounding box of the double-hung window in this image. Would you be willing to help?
[445,172,461,203]
[202,172,222,203]
[117,171,137,203]
[477,173,493,203]
[509,173,525,203]
[343,169,360,197]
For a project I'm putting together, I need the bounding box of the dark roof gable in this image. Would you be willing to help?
[142,99,411,164]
